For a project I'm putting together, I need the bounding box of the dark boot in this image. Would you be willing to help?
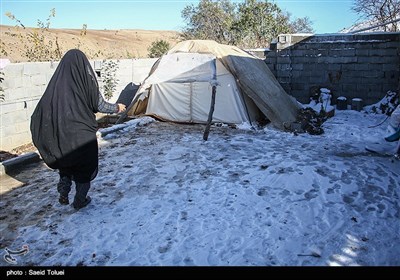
[57,173,72,205]
[72,182,91,210]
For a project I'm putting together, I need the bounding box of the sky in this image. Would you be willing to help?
[1,102,399,266]
[0,0,359,34]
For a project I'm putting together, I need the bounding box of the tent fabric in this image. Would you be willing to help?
[133,52,252,124]
[125,40,300,129]
[144,52,217,85]
[167,40,249,59]
[147,78,249,124]
[222,54,299,129]
[137,52,217,103]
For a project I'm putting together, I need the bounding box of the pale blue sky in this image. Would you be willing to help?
[1,0,359,34]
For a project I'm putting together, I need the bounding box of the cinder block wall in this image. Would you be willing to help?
[265,33,400,104]
[101,58,157,103]
[0,58,157,151]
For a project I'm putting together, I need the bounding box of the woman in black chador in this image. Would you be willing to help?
[31,49,126,210]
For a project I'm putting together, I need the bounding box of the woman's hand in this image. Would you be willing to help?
[117,103,126,113]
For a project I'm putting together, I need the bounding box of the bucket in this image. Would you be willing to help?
[351,98,363,111]
[336,96,347,110]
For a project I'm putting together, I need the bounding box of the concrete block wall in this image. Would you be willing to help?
[265,33,400,104]
[0,58,157,151]
[0,62,57,151]
[100,58,157,103]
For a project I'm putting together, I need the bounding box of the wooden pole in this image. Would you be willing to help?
[203,85,217,141]
[115,92,141,124]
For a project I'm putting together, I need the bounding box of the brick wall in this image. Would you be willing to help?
[0,58,157,151]
[265,33,400,104]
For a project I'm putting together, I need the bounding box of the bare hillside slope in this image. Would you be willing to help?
[0,25,181,62]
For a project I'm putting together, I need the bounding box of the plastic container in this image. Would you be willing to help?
[336,96,347,110]
[351,98,363,111]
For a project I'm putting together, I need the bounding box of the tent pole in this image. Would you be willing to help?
[203,85,217,141]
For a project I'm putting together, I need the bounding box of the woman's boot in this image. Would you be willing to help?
[72,182,91,210]
[57,173,72,205]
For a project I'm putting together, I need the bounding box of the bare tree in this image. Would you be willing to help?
[352,0,400,31]
[287,14,314,34]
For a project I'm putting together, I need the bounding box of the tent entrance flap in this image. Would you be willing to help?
[147,83,192,122]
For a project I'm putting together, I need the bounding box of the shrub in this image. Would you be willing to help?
[101,60,119,100]
[148,40,170,58]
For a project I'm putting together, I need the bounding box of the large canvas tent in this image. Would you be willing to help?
[119,40,300,129]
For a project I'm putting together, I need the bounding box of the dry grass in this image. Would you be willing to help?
[1,25,182,62]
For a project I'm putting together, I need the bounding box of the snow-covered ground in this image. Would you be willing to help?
[0,110,399,266]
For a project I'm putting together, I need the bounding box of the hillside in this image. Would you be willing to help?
[0,25,182,62]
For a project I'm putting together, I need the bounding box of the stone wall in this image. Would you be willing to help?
[265,32,400,104]
[0,58,157,151]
